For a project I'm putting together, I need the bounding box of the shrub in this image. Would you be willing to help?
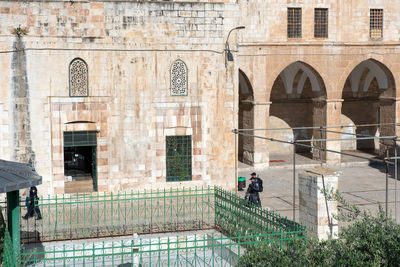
[237,194,400,266]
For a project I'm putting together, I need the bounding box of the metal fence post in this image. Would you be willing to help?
[6,190,20,263]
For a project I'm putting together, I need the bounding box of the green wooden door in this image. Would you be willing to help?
[92,146,97,191]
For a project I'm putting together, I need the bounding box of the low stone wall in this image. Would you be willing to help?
[299,167,340,240]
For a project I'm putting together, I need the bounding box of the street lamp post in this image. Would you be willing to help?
[225,26,245,67]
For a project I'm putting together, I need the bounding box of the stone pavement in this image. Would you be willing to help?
[238,160,400,226]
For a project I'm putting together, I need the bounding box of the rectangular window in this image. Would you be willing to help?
[288,8,302,38]
[166,135,192,182]
[314,8,328,38]
[64,131,97,147]
[370,9,383,39]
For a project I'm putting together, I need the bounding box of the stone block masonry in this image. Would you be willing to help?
[0,0,240,194]
[299,167,341,240]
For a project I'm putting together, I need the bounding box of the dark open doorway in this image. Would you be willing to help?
[63,131,97,193]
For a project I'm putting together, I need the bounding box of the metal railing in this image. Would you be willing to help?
[21,231,305,267]
[20,187,215,243]
[214,187,305,237]
[2,186,306,266]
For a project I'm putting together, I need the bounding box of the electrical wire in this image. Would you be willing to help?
[237,122,400,132]
[233,130,395,165]
[0,47,224,54]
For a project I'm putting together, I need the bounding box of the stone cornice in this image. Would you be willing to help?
[240,100,271,105]
[239,42,400,47]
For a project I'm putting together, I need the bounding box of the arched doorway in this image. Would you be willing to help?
[269,61,327,160]
[341,59,396,156]
[238,70,254,165]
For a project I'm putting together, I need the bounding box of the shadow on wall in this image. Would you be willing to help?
[238,70,254,165]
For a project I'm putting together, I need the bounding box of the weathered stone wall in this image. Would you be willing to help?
[0,1,239,194]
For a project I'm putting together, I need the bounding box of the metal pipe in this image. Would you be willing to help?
[385,157,400,160]
[395,115,398,223]
[319,128,323,166]
[293,144,296,222]
[395,144,398,223]
[236,131,395,165]
[237,122,400,132]
[234,128,238,192]
[296,135,397,143]
[320,129,377,138]
[386,150,389,216]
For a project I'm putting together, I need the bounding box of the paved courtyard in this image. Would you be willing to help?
[238,154,400,225]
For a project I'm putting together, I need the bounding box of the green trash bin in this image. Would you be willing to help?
[238,177,246,191]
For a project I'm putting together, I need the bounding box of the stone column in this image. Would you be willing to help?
[252,101,271,168]
[325,99,343,165]
[312,99,327,161]
[239,100,255,165]
[379,97,396,156]
[299,167,341,240]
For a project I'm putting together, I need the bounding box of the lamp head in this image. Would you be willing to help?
[227,50,234,61]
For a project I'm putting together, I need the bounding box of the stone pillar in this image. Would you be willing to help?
[299,167,341,240]
[312,99,327,161]
[253,102,271,168]
[325,99,343,165]
[379,97,396,156]
[239,100,254,165]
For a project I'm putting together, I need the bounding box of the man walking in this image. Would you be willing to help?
[22,186,42,220]
[245,172,262,207]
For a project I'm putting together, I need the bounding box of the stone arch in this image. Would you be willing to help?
[69,58,88,97]
[265,59,330,101]
[269,61,327,159]
[338,57,397,98]
[341,59,396,156]
[238,69,254,165]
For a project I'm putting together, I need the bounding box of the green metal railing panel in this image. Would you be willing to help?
[1,186,306,266]
[1,230,15,266]
[214,187,306,237]
[21,231,305,267]
[20,187,215,243]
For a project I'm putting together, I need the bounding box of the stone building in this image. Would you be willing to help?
[0,0,399,194]
[0,0,239,194]
[238,0,400,168]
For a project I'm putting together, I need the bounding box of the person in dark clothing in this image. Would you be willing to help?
[22,186,42,220]
[245,172,262,207]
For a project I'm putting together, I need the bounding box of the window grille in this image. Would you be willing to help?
[314,8,328,38]
[370,9,383,39]
[170,59,188,96]
[166,135,192,182]
[287,8,302,38]
[64,131,97,147]
[69,58,88,97]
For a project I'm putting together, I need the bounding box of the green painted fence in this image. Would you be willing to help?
[20,231,305,267]
[21,187,215,243]
[1,186,306,266]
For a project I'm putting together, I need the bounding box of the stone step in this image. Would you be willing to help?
[64,180,94,193]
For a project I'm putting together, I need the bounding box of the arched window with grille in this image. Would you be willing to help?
[170,59,188,96]
[69,58,88,97]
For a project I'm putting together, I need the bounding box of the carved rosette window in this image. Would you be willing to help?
[170,59,188,96]
[69,58,88,97]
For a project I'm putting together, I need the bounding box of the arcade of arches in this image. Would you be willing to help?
[238,59,397,167]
